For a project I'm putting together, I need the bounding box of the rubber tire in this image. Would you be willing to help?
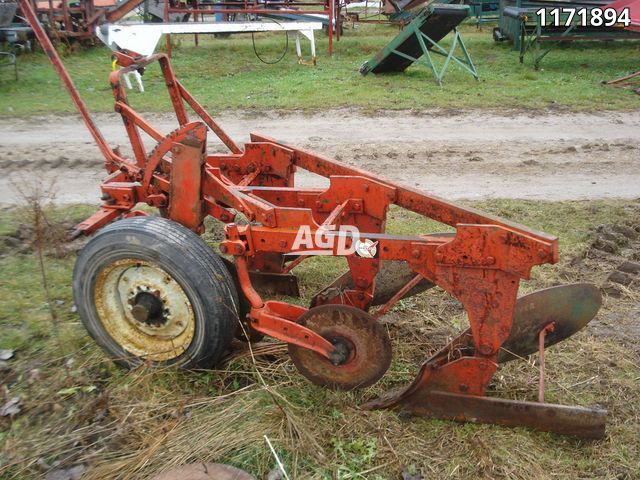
[73,216,239,369]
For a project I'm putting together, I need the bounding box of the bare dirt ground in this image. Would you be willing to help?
[1,109,639,205]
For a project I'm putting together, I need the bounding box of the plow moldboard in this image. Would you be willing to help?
[500,282,602,362]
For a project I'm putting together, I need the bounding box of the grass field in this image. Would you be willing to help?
[1,22,640,115]
[1,199,639,479]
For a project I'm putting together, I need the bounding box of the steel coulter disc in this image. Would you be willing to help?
[288,305,392,390]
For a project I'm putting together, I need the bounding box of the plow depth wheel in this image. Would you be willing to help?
[73,217,239,369]
[288,305,392,390]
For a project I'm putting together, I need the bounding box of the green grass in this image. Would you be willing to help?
[1,22,639,115]
[1,199,639,479]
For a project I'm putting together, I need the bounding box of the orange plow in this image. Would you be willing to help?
[20,0,606,439]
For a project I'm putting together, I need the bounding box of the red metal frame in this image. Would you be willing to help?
[27,9,558,392]
[68,47,559,386]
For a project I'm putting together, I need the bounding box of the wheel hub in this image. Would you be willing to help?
[94,259,195,361]
[327,337,352,366]
[130,291,166,326]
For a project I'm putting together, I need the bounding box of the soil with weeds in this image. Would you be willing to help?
[0,200,639,479]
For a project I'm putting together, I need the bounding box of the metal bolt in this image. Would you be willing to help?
[485,256,495,265]
[459,384,469,392]
[234,245,243,254]
[279,240,287,248]
[220,163,227,171]
[219,244,228,254]
[412,249,420,259]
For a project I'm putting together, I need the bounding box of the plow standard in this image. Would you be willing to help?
[20,0,607,439]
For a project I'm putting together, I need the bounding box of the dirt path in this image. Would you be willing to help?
[1,109,639,205]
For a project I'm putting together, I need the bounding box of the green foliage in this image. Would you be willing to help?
[330,437,382,479]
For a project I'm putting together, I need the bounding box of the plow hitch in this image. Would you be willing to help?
[20,0,607,440]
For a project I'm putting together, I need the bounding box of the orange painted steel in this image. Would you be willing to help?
[79,49,557,398]
[21,0,605,437]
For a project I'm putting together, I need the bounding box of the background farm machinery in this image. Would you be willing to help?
[1,0,343,52]
[19,0,608,440]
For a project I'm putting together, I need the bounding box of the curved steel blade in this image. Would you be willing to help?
[422,282,603,364]
[311,260,435,307]
[499,282,602,362]
[363,283,602,407]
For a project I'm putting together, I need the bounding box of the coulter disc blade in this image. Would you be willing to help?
[289,305,392,390]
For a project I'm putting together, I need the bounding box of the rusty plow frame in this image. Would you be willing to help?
[20,0,607,440]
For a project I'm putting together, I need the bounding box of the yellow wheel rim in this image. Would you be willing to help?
[94,259,195,361]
